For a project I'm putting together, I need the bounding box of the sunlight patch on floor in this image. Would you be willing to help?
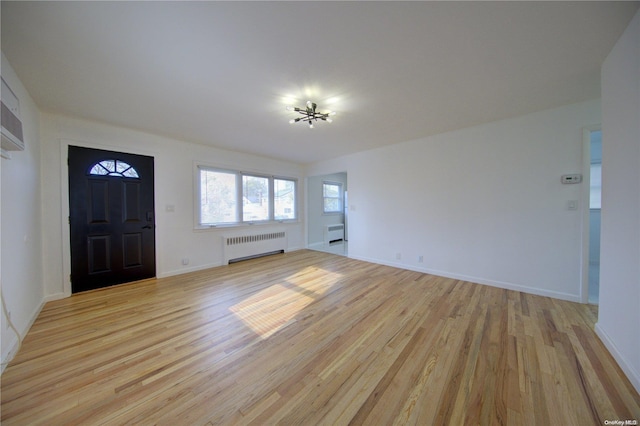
[230,267,344,339]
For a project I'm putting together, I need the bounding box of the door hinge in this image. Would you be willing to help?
[68,216,71,224]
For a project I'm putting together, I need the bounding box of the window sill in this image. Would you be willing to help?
[194,220,299,232]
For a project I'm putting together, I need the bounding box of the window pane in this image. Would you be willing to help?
[243,175,270,221]
[101,160,115,173]
[89,163,109,175]
[590,163,602,209]
[115,161,130,173]
[323,184,340,198]
[200,169,237,224]
[275,178,296,220]
[324,198,340,212]
[122,168,139,178]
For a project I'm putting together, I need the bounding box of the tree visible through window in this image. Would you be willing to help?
[197,165,297,226]
[200,169,237,224]
[243,175,270,222]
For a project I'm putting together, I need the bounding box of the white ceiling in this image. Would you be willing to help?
[2,1,638,164]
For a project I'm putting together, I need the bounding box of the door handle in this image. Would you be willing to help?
[142,225,153,230]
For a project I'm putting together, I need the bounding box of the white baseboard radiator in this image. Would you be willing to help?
[324,224,345,245]
[223,231,287,264]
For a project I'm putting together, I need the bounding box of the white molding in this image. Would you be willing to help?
[43,293,67,303]
[59,139,159,297]
[595,322,640,394]
[1,299,46,375]
[349,254,582,303]
[157,262,224,279]
[157,247,304,279]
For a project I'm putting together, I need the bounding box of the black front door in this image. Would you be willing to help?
[68,146,156,293]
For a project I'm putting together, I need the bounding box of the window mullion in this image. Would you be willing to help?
[237,173,244,224]
[269,177,275,221]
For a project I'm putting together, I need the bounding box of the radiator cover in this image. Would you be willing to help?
[223,231,287,264]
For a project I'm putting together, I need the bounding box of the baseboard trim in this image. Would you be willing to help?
[1,298,46,375]
[595,322,640,394]
[157,261,224,279]
[44,292,68,303]
[348,254,581,303]
[157,248,305,278]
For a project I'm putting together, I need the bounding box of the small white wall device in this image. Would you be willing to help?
[561,174,582,184]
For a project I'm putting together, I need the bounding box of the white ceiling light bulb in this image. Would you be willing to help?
[287,100,334,128]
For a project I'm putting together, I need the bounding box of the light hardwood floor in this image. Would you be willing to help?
[2,250,639,425]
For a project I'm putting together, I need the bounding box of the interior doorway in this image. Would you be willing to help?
[584,128,602,304]
[68,146,156,293]
[306,172,348,257]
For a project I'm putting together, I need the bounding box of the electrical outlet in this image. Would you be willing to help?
[418,255,424,263]
[396,253,401,260]
[181,258,189,266]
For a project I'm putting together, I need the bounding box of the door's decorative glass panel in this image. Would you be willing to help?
[89,160,139,178]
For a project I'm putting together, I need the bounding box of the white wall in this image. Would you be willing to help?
[309,100,601,302]
[307,172,347,246]
[40,113,305,299]
[1,53,44,370]
[597,9,640,393]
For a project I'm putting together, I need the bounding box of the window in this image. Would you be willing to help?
[89,160,139,178]
[323,182,342,214]
[198,165,297,226]
[243,175,270,222]
[200,169,238,225]
[274,178,296,220]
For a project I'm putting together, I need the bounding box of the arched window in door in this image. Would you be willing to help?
[88,159,139,178]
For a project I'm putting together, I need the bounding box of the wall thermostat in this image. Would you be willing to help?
[561,174,582,184]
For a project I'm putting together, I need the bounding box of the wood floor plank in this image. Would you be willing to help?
[2,250,639,425]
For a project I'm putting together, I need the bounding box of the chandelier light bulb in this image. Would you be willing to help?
[286,100,334,128]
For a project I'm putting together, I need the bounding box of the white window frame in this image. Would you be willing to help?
[274,176,298,221]
[322,181,343,214]
[196,164,298,228]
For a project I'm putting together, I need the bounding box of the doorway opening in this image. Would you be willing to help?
[584,128,601,304]
[306,172,348,257]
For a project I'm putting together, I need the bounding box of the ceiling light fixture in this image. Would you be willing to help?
[287,101,336,129]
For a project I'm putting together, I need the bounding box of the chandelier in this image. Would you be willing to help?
[287,101,336,129]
